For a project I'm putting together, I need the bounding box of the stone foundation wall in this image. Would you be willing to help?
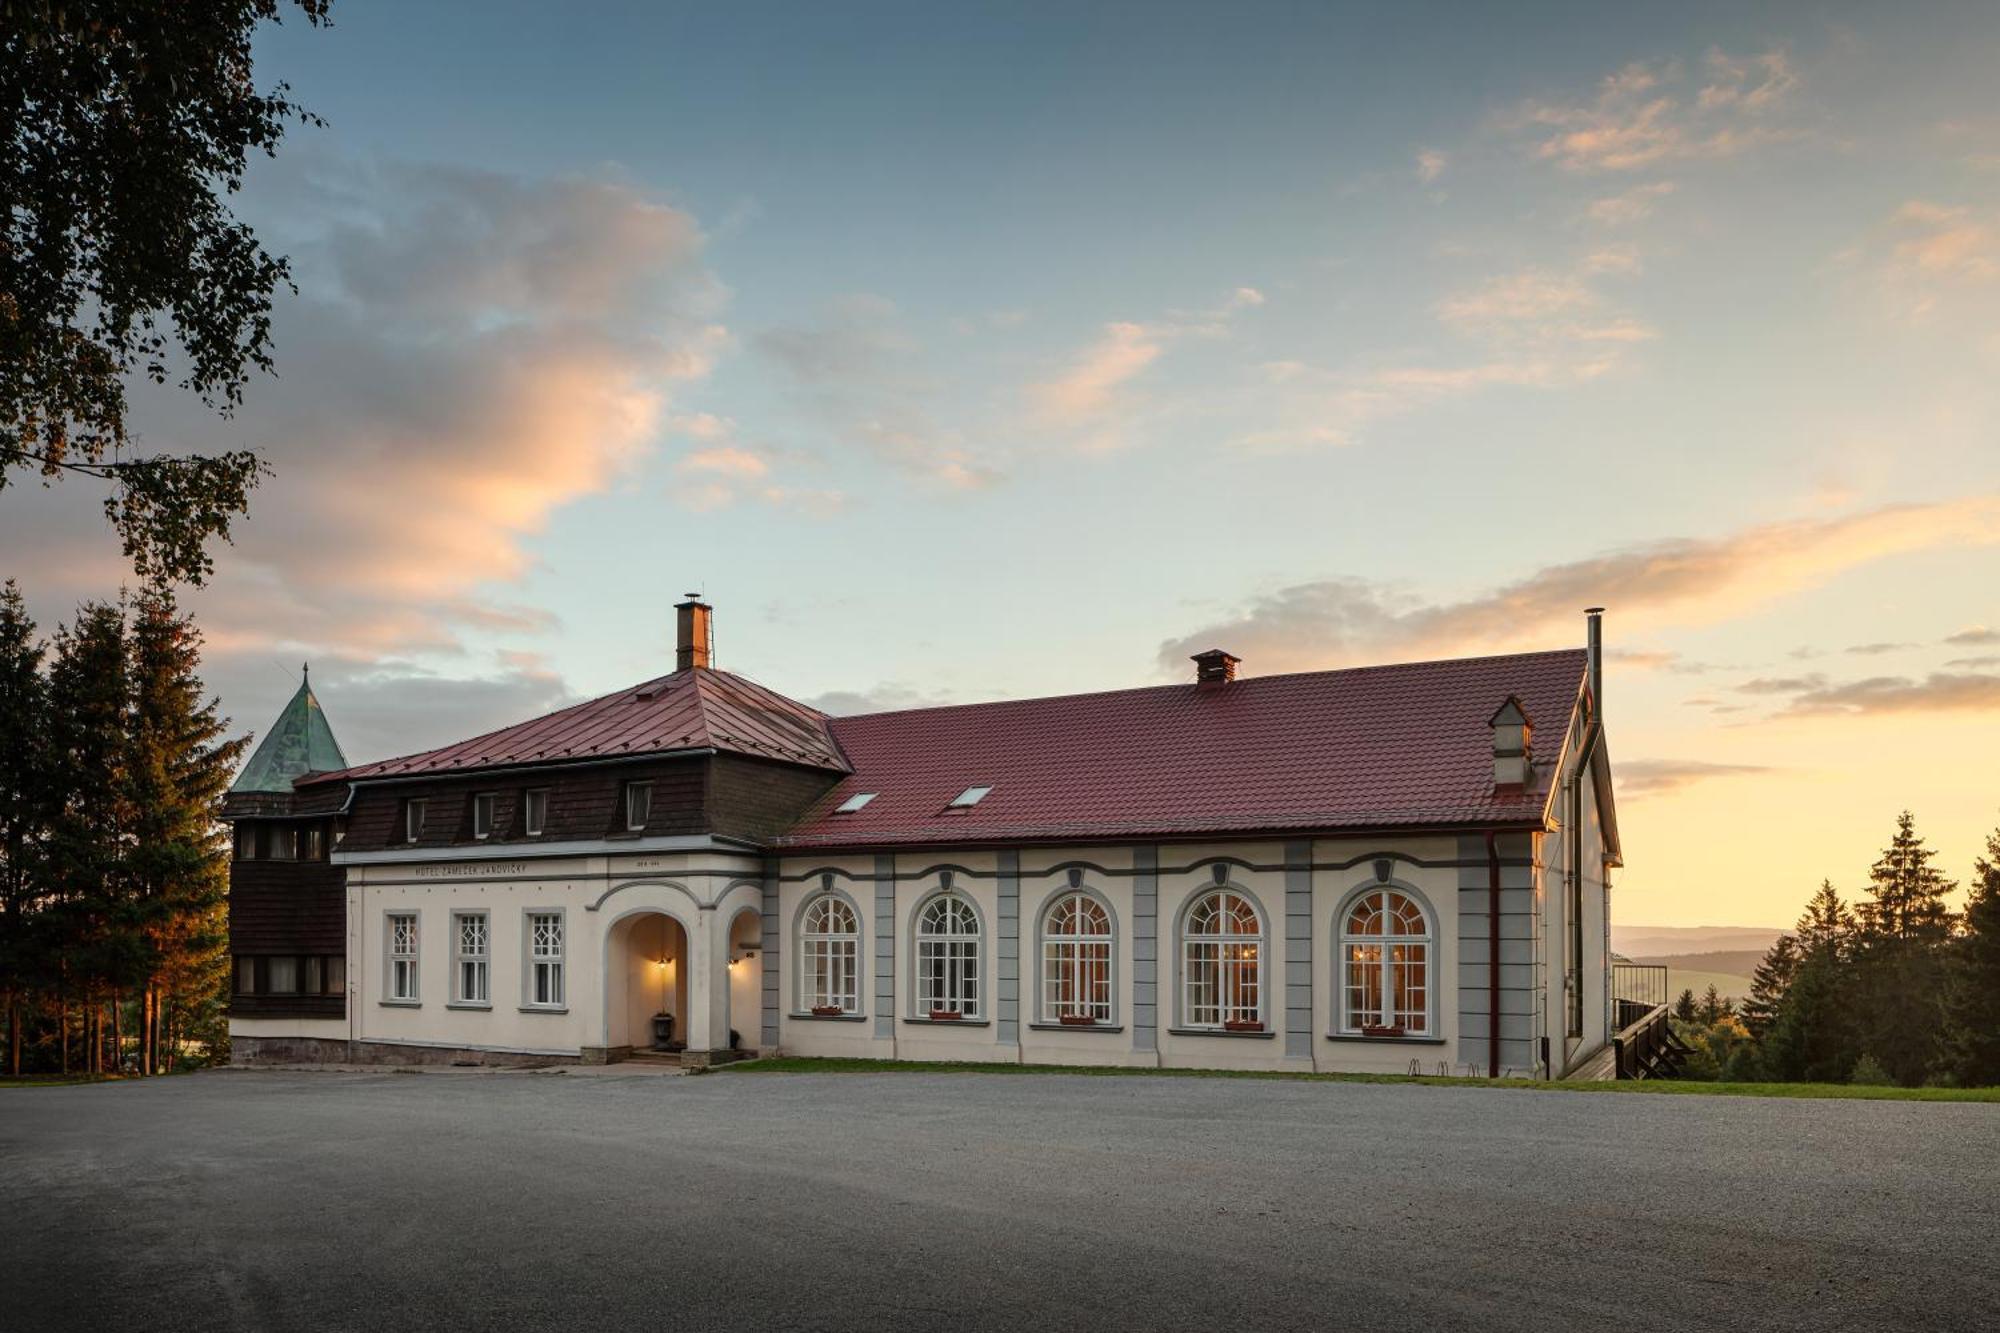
[231,1036,569,1069]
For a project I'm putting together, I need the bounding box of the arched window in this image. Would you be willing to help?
[1182,890,1263,1030]
[1041,892,1113,1023]
[799,895,860,1014]
[915,892,981,1017]
[1340,889,1431,1035]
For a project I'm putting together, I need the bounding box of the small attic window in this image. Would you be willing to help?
[946,785,993,810]
[834,792,877,815]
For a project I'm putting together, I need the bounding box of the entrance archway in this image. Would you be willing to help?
[607,911,689,1051]
[724,907,762,1052]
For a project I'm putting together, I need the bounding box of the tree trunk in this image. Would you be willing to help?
[112,989,124,1075]
[58,993,68,1075]
[7,992,18,1076]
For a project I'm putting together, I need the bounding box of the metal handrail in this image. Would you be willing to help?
[1611,962,1668,1032]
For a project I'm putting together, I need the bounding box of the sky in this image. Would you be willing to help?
[5,1,1999,929]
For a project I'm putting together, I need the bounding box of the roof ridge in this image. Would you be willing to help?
[831,646,1587,723]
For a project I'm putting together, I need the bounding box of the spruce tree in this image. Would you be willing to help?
[1854,813,1957,1085]
[44,603,131,1073]
[123,591,244,1073]
[1699,983,1725,1025]
[0,582,51,1074]
[1741,934,1799,1042]
[1764,883,1860,1082]
[1940,823,2000,1087]
[1672,987,1697,1022]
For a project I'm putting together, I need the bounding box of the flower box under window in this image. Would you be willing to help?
[928,1008,965,1021]
[1223,1018,1265,1033]
[810,1005,846,1017]
[1360,1023,1406,1038]
[1058,1014,1099,1027]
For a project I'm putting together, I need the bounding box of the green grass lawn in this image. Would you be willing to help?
[719,1056,2000,1102]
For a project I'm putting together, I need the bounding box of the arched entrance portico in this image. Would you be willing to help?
[724,906,762,1053]
[606,910,690,1054]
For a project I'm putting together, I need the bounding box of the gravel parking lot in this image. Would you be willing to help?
[2,1068,1995,1332]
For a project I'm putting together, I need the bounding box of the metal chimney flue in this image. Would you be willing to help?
[1584,606,1604,719]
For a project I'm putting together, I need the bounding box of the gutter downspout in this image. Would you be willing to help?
[1486,830,1501,1079]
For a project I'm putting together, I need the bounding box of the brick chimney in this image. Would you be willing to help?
[1191,649,1240,688]
[675,595,713,671]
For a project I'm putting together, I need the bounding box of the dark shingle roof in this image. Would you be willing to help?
[775,649,1587,849]
[315,667,848,782]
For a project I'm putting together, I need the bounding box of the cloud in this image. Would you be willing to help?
[1157,495,2000,674]
[296,653,575,766]
[1779,672,2000,716]
[1616,759,1773,798]
[1236,250,1654,454]
[755,296,997,488]
[1736,675,1828,696]
[3,158,727,659]
[1416,149,1448,183]
[1512,49,1800,172]
[803,682,960,716]
[1888,202,2000,280]
[1946,655,2000,669]
[1027,288,1265,449]
[1029,321,1164,428]
[1844,641,1912,655]
[1586,183,1677,225]
[1946,626,2000,646]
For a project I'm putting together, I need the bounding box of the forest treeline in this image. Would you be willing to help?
[1665,812,2000,1087]
[0,581,243,1075]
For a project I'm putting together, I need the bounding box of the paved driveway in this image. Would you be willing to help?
[2,1069,1994,1331]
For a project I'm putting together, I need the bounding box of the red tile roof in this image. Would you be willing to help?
[776,649,1587,849]
[312,668,849,783]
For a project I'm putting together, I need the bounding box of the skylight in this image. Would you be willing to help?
[834,792,877,814]
[947,785,993,809]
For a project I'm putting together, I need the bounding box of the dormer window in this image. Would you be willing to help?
[946,785,992,810]
[406,799,427,844]
[624,781,652,832]
[471,792,496,840]
[834,792,877,815]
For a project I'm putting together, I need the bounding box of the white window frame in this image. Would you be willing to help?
[524,910,566,1010]
[453,911,490,1007]
[524,787,548,837]
[471,792,495,840]
[798,893,861,1014]
[1338,888,1433,1036]
[385,912,420,1004]
[405,799,427,845]
[1180,890,1264,1030]
[1040,890,1114,1024]
[624,781,652,833]
[913,891,982,1018]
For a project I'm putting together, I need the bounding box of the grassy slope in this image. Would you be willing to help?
[719,1057,2000,1103]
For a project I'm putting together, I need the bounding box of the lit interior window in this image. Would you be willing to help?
[947,785,993,809]
[834,792,877,814]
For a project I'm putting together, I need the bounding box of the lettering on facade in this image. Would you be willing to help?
[411,861,531,879]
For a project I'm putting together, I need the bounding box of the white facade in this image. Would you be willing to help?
[236,815,1614,1077]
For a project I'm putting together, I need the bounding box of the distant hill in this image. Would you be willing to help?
[1627,950,1767,1004]
[1611,925,1785,958]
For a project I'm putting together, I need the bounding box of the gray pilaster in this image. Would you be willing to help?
[760,858,780,1050]
[1284,839,1313,1060]
[874,854,896,1038]
[1456,832,1539,1074]
[1132,845,1158,1052]
[996,849,1020,1044]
